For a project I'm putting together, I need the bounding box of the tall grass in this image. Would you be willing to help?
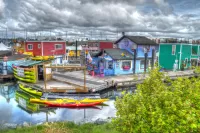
[1,122,118,133]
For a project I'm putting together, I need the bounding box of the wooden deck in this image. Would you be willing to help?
[18,80,87,93]
[0,74,14,80]
[18,70,199,93]
[51,70,198,92]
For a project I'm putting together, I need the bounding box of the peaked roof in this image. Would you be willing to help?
[115,35,158,45]
[104,49,134,60]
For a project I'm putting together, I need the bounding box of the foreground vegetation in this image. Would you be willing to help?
[113,66,200,133]
[1,122,119,133]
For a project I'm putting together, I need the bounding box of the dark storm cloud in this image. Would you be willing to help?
[0,0,200,39]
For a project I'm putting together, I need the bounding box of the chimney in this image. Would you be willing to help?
[122,32,125,36]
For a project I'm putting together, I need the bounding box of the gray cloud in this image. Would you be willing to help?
[0,0,200,40]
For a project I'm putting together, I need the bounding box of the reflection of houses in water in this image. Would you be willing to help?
[15,90,55,122]
[0,83,17,103]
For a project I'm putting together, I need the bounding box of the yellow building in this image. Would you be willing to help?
[66,45,82,57]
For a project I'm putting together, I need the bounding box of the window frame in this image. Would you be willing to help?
[121,60,132,70]
[27,44,33,50]
[38,44,41,49]
[172,45,176,55]
[55,44,63,50]
[191,45,198,56]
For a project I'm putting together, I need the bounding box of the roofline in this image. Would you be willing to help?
[115,35,158,45]
[26,41,66,42]
[159,43,199,45]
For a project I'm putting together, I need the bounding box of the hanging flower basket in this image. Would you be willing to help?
[123,66,130,70]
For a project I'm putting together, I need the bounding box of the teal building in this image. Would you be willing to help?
[159,43,200,70]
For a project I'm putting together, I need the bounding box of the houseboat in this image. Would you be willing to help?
[159,40,200,70]
[87,35,159,76]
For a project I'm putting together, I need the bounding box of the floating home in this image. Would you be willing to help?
[87,35,159,76]
[87,49,134,76]
[159,43,200,70]
[25,41,66,64]
[115,35,159,73]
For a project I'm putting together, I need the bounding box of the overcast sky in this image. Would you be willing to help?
[0,0,200,40]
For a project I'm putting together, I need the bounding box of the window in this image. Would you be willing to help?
[191,59,197,67]
[140,60,150,69]
[38,44,41,49]
[140,60,145,69]
[55,44,63,49]
[108,61,113,69]
[122,61,131,70]
[172,45,176,55]
[27,44,33,50]
[192,46,198,55]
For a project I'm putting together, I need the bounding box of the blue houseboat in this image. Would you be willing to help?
[87,35,159,76]
[115,35,159,73]
[87,49,134,76]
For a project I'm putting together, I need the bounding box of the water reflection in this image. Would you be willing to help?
[0,83,121,125]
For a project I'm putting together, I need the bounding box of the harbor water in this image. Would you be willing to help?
[0,82,134,126]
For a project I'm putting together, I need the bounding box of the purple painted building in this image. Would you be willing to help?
[115,35,159,73]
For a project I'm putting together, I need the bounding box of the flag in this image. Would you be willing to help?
[86,52,92,63]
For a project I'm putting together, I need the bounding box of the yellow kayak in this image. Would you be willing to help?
[19,84,42,96]
[30,98,108,104]
[14,74,36,83]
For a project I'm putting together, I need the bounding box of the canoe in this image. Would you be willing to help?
[30,98,108,104]
[19,84,42,96]
[46,101,101,108]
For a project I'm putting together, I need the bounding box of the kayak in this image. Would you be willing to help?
[80,98,108,103]
[30,98,75,104]
[13,68,35,75]
[30,98,108,104]
[13,65,35,71]
[14,74,36,83]
[31,56,54,61]
[13,71,36,79]
[46,101,102,108]
[19,84,42,96]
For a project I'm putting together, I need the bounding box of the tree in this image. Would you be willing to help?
[112,66,200,133]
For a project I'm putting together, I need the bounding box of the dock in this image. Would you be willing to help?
[51,70,198,92]
[0,74,14,80]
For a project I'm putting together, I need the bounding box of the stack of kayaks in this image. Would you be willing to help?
[31,56,54,61]
[15,90,40,112]
[19,83,42,96]
[30,98,108,108]
[13,65,36,83]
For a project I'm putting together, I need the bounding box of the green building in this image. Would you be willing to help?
[159,43,200,70]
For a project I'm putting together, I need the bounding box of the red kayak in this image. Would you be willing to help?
[46,102,101,108]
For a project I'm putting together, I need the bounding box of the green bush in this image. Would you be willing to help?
[113,66,200,133]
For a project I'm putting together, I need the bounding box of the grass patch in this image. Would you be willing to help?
[1,122,119,133]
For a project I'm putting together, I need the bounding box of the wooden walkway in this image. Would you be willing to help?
[52,70,198,92]
[0,74,14,80]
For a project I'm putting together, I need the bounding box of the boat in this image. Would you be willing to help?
[31,56,54,61]
[41,93,101,99]
[19,83,42,96]
[30,98,108,104]
[14,74,36,83]
[13,65,35,71]
[48,106,101,110]
[46,101,102,108]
